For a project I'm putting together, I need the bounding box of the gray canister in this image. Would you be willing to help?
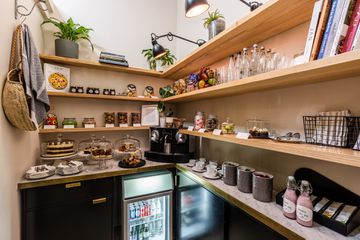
[252,171,273,202]
[237,166,255,193]
[222,162,239,186]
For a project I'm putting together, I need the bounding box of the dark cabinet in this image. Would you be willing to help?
[175,171,225,240]
[21,178,115,240]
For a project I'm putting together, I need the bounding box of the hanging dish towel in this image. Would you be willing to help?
[22,24,50,125]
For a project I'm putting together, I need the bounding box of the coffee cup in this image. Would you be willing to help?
[188,159,196,167]
[209,161,218,167]
[195,161,205,170]
[206,164,218,177]
[199,158,206,163]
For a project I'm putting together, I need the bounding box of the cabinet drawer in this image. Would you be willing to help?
[24,177,114,209]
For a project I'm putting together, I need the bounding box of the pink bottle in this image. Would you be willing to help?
[296,180,313,227]
[283,176,298,219]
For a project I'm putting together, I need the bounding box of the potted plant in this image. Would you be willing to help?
[42,17,94,59]
[142,49,176,71]
[203,9,225,40]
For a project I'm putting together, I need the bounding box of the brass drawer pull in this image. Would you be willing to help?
[92,197,107,205]
[65,182,81,189]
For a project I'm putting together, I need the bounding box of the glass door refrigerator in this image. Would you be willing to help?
[122,170,173,240]
[175,171,225,240]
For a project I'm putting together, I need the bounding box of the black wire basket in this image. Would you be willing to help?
[303,116,360,148]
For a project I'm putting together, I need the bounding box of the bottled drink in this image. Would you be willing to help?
[129,204,134,220]
[138,224,144,240]
[257,46,266,74]
[296,180,313,227]
[135,225,140,240]
[250,44,259,76]
[143,223,150,240]
[135,203,140,219]
[234,52,241,80]
[150,199,156,216]
[140,202,144,218]
[130,226,134,240]
[283,176,298,219]
[156,198,162,217]
[241,48,251,78]
[265,49,273,72]
[227,55,235,81]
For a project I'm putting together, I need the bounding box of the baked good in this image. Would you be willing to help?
[45,141,75,157]
[91,146,112,159]
[249,127,269,138]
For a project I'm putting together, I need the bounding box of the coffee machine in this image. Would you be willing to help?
[145,127,194,163]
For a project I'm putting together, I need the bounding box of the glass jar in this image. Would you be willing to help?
[206,114,218,131]
[45,113,58,128]
[118,112,128,126]
[131,113,141,126]
[62,118,77,127]
[221,118,235,134]
[194,111,205,131]
[104,112,116,125]
[82,117,96,128]
[114,135,141,161]
[91,136,113,170]
[247,119,270,139]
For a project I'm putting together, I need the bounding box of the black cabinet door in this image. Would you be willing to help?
[226,203,287,240]
[24,196,113,240]
[175,172,225,240]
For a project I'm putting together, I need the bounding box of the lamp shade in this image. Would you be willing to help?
[185,0,210,18]
[152,40,167,60]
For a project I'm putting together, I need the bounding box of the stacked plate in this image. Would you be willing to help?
[56,161,84,176]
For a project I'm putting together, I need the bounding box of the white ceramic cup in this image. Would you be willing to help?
[206,165,218,177]
[209,161,218,167]
[188,159,196,167]
[195,161,205,170]
[199,157,206,163]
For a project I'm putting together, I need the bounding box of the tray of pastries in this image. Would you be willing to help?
[25,165,56,180]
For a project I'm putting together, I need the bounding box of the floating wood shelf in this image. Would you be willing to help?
[48,92,160,102]
[40,54,163,78]
[180,130,360,168]
[162,0,315,79]
[39,126,149,134]
[164,50,360,103]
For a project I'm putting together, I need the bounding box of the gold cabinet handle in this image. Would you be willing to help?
[92,197,107,205]
[65,182,81,188]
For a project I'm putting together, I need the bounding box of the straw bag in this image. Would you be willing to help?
[2,26,36,131]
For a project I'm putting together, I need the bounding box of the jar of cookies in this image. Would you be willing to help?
[131,113,141,126]
[118,112,128,127]
[104,112,116,127]
[82,117,96,128]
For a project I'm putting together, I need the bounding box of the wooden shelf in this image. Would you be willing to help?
[162,0,315,79]
[164,50,360,103]
[48,92,160,102]
[39,126,149,134]
[40,54,163,78]
[180,130,360,168]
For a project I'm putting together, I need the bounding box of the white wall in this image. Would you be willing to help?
[175,0,268,60]
[0,1,44,240]
[46,0,178,69]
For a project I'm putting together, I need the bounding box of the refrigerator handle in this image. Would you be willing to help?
[174,174,179,187]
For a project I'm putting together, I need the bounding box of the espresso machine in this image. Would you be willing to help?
[145,127,194,163]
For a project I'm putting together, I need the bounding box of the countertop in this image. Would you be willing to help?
[18,161,360,240]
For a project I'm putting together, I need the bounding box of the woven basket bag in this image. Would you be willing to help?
[2,25,36,131]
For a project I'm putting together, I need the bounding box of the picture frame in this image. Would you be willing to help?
[44,63,71,93]
[141,105,159,126]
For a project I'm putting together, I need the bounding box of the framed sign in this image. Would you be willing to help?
[141,105,159,126]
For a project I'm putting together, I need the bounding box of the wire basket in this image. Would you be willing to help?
[303,116,360,148]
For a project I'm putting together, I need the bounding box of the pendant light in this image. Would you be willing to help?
[185,0,210,18]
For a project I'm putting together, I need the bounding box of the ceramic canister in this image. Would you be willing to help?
[222,162,239,186]
[237,166,255,193]
[252,171,273,202]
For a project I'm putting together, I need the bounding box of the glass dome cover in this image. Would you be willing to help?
[114,135,141,161]
[40,134,76,158]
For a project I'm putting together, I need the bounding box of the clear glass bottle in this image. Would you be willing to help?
[250,44,259,76]
[241,48,251,78]
[257,46,267,74]
[283,176,298,219]
[227,55,235,81]
[265,49,273,72]
[234,52,241,80]
[296,180,313,227]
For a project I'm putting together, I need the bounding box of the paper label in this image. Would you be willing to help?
[198,128,206,133]
[105,124,115,128]
[84,124,95,128]
[212,129,222,135]
[133,124,141,127]
[296,205,313,222]
[283,198,296,214]
[187,126,194,131]
[63,125,75,129]
[236,132,250,139]
[119,124,129,127]
[43,125,56,129]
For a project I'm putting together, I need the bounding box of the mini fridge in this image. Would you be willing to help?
[122,170,173,240]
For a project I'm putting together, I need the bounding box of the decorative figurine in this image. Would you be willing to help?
[127,84,137,97]
[144,86,154,98]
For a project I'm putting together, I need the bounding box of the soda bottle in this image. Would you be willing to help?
[144,201,149,217]
[150,199,156,216]
[156,198,162,217]
[143,223,150,240]
[135,203,140,219]
[140,202,144,218]
[130,204,135,220]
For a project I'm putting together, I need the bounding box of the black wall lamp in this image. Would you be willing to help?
[239,0,263,11]
[151,32,206,59]
[185,0,210,17]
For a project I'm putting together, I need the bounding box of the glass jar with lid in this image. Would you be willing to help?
[104,112,116,127]
[62,118,77,128]
[114,135,141,161]
[246,119,270,139]
[221,117,235,134]
[131,112,141,126]
[206,114,218,131]
[118,112,128,126]
[194,111,205,131]
[82,117,96,128]
[40,134,76,161]
[90,136,113,170]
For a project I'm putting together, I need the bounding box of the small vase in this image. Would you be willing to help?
[208,19,226,40]
[55,39,79,59]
